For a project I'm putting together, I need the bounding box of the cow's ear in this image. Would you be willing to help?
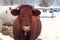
[32,10,41,16]
[11,9,20,16]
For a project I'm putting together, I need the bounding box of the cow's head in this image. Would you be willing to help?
[11,5,41,31]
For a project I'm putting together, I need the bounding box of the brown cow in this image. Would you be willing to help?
[11,5,41,40]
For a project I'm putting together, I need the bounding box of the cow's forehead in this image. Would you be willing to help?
[19,5,33,9]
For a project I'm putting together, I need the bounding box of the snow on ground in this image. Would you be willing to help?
[38,12,60,40]
[0,33,14,40]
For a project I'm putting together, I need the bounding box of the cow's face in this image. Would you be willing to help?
[11,5,41,31]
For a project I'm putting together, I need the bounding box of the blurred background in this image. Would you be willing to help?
[0,0,60,7]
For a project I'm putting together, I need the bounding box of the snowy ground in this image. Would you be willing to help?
[0,33,14,40]
[38,12,60,40]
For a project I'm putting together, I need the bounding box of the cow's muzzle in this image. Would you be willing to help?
[23,26,30,32]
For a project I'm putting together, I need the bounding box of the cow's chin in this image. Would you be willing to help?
[23,26,30,32]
